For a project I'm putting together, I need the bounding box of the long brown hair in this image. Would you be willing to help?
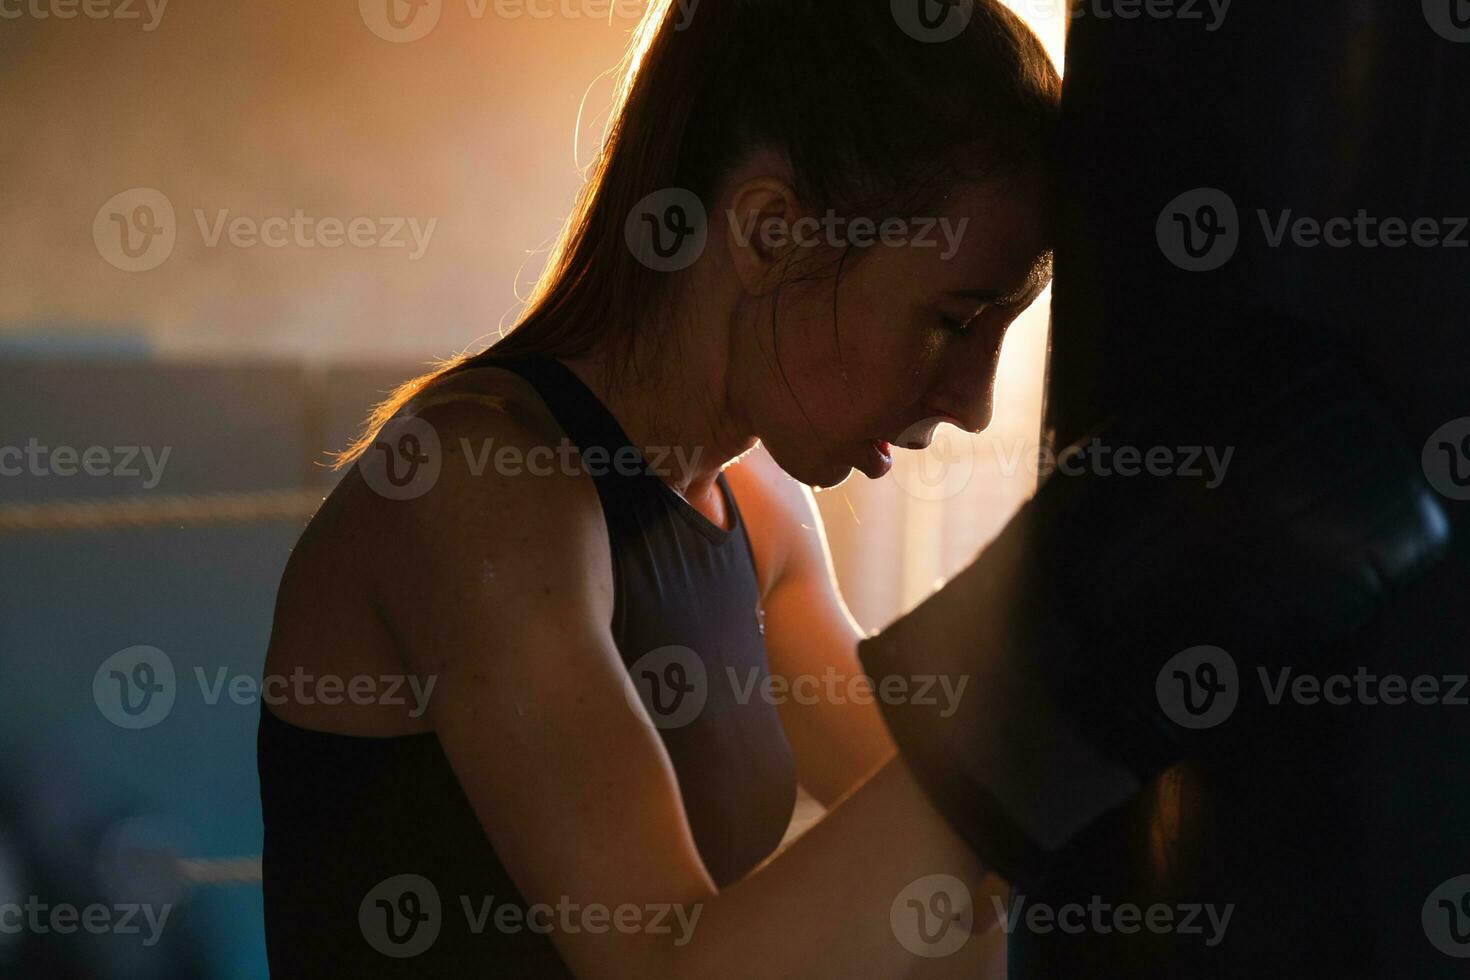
[335,0,1060,468]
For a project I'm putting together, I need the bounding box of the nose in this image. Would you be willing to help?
[929,351,998,436]
[959,399,994,434]
[896,400,991,450]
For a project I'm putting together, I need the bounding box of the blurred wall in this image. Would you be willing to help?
[1,0,642,359]
[1,0,1066,628]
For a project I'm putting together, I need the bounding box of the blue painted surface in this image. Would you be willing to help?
[0,357,414,978]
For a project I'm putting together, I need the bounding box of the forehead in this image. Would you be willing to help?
[882,175,1052,302]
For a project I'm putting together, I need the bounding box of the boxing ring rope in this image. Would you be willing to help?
[0,488,325,534]
[175,856,264,886]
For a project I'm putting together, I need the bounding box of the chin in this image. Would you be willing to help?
[767,445,858,491]
[805,466,860,492]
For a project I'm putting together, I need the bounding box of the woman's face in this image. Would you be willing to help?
[739,173,1052,489]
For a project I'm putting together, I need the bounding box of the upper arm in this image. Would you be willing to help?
[725,445,895,807]
[359,397,717,978]
[343,412,994,979]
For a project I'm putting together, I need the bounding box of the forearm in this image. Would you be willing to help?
[658,755,1005,979]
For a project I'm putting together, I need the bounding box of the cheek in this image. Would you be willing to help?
[766,265,940,430]
[819,300,934,400]
[835,257,945,374]
[838,302,945,407]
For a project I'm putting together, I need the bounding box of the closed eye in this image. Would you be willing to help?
[939,307,986,335]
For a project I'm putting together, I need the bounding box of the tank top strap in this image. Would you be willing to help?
[453,352,742,548]
[480,354,635,465]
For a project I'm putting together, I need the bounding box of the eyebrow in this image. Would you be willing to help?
[947,253,1055,308]
[946,284,1039,309]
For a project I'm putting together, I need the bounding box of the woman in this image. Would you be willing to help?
[257,0,1059,975]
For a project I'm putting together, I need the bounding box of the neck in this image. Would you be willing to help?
[557,329,759,505]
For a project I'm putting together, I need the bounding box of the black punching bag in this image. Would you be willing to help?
[1013,2,1470,976]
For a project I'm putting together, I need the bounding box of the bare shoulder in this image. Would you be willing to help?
[354,363,615,617]
[263,363,614,732]
[306,362,604,572]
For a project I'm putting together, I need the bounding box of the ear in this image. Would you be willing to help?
[723,176,805,296]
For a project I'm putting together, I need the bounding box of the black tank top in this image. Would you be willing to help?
[257,354,798,977]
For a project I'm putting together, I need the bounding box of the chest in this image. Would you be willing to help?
[608,498,797,887]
